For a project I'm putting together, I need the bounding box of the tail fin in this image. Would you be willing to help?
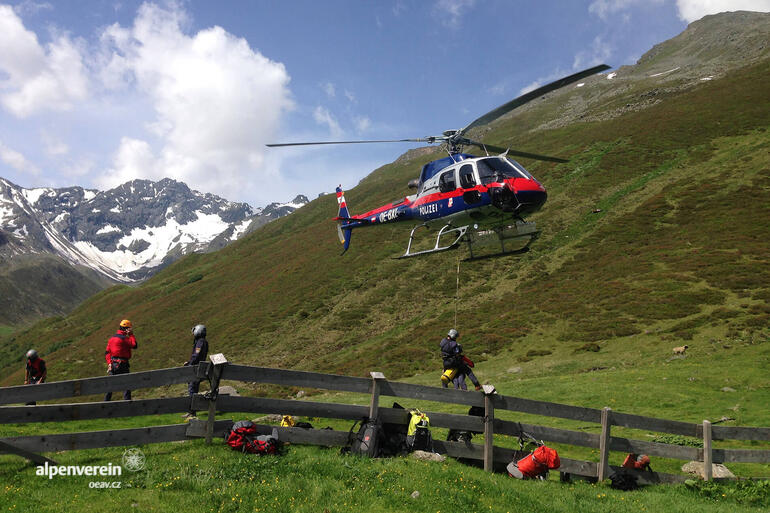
[336,186,353,254]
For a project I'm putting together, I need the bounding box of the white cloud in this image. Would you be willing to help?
[313,106,342,137]
[40,129,69,156]
[675,0,770,22]
[433,0,476,28]
[95,2,294,200]
[589,0,665,20]
[573,36,613,71]
[0,5,89,118]
[321,81,335,98]
[13,1,54,16]
[354,116,371,133]
[0,139,39,175]
[344,89,356,103]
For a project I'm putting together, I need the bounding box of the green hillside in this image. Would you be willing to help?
[1,58,768,420]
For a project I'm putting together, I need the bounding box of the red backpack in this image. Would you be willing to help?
[225,421,280,455]
[513,446,560,479]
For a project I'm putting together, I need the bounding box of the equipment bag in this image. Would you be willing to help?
[348,418,383,457]
[225,421,281,455]
[407,409,433,452]
[507,445,560,480]
[441,367,458,385]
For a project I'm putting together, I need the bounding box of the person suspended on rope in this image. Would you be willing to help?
[439,329,481,391]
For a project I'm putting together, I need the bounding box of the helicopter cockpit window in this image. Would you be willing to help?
[459,164,476,189]
[438,169,457,193]
[477,157,531,184]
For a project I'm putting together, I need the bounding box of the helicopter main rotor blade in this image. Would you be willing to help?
[472,142,568,163]
[457,64,611,137]
[266,138,436,148]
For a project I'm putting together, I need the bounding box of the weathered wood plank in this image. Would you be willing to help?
[611,411,699,437]
[0,440,58,465]
[712,425,770,441]
[222,365,371,394]
[712,448,770,464]
[378,381,484,407]
[250,425,351,447]
[598,407,611,481]
[0,366,197,405]
[608,436,701,461]
[0,397,191,424]
[0,424,191,452]
[185,419,234,438]
[495,419,600,448]
[492,395,602,423]
[196,394,370,421]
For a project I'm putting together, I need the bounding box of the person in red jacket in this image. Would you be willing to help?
[104,319,138,401]
[24,349,47,405]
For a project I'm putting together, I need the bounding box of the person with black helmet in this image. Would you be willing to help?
[183,324,209,418]
[24,349,47,405]
[104,319,138,401]
[439,329,481,391]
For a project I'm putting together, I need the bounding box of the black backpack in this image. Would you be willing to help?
[347,418,383,457]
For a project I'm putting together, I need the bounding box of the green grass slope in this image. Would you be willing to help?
[1,60,768,425]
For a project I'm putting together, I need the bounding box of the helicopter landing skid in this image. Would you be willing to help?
[397,223,468,259]
[463,227,540,261]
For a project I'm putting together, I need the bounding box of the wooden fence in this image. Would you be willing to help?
[1,358,768,484]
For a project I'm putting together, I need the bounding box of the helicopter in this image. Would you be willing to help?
[268,64,610,259]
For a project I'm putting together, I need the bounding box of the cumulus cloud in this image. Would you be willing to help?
[0,140,39,175]
[675,0,770,22]
[0,5,89,118]
[95,2,294,200]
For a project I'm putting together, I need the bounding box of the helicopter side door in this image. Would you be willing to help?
[458,163,481,204]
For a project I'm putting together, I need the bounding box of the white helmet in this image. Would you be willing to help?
[192,324,206,338]
[26,349,38,360]
[447,329,459,340]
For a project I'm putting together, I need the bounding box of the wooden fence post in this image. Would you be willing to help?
[703,420,713,481]
[482,385,496,472]
[598,407,612,481]
[205,354,228,444]
[369,372,385,420]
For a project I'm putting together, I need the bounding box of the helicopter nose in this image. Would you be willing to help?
[515,188,548,215]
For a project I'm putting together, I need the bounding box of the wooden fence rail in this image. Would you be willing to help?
[0,361,768,483]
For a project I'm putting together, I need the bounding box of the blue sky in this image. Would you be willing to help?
[0,0,768,207]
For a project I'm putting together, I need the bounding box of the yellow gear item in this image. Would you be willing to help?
[280,415,295,427]
[441,367,458,384]
[407,409,430,436]
[119,319,132,328]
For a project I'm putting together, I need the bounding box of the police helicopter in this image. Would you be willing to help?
[268,64,610,259]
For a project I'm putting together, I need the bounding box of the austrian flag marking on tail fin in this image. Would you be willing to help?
[335,186,353,253]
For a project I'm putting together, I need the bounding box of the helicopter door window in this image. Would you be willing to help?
[459,164,476,189]
[438,169,457,193]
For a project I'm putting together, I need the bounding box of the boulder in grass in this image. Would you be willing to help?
[681,461,736,479]
[411,450,446,462]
